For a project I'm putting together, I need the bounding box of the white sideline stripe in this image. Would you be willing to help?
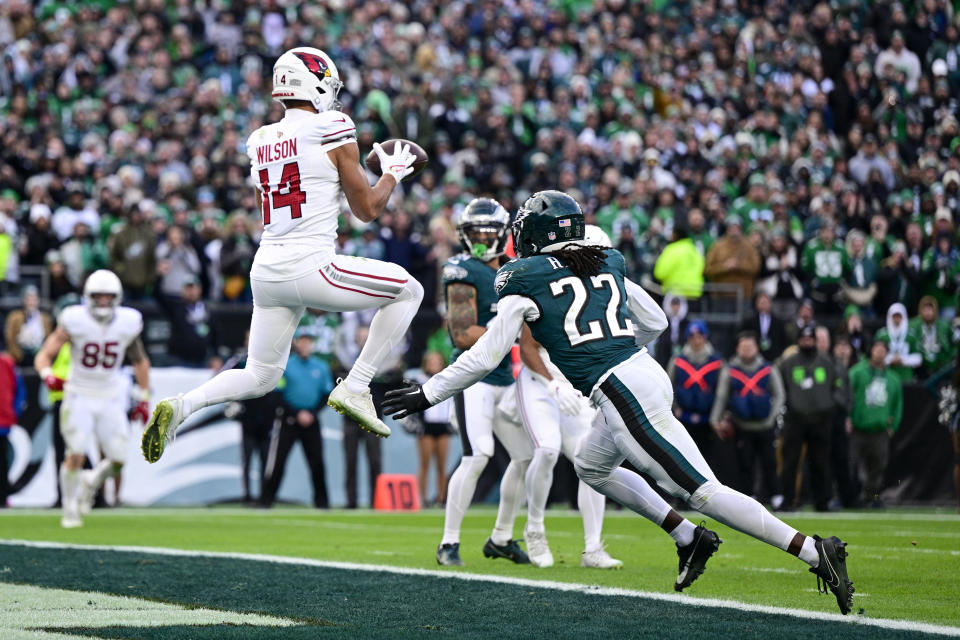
[0,507,957,522]
[1,539,958,638]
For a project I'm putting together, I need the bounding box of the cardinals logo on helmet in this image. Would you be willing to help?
[293,52,331,79]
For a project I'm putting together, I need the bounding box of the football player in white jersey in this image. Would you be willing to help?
[34,270,151,528]
[515,226,622,569]
[141,46,424,463]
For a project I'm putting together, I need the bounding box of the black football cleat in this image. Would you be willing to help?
[810,535,855,614]
[436,543,464,566]
[482,538,530,564]
[674,524,722,591]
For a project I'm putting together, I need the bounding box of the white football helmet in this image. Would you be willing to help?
[271,47,343,112]
[83,269,123,322]
[581,224,612,248]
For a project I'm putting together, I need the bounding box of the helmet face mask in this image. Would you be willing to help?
[272,47,343,112]
[458,198,510,262]
[83,269,123,322]
[513,190,585,258]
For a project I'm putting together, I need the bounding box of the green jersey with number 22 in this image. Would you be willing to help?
[495,249,638,395]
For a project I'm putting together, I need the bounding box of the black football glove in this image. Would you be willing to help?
[383,380,431,419]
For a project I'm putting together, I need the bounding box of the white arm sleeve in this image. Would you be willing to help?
[624,277,668,348]
[422,295,535,404]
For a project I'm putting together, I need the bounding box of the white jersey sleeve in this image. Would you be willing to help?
[422,295,536,405]
[624,277,667,348]
[61,305,143,398]
[308,110,357,150]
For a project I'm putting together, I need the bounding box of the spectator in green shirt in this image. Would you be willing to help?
[908,296,956,378]
[847,339,903,507]
[921,232,959,318]
[801,218,846,315]
[842,230,878,314]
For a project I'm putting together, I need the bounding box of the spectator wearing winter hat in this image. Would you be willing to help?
[778,323,844,511]
[668,320,725,466]
[710,331,785,507]
[19,204,58,266]
[875,302,923,383]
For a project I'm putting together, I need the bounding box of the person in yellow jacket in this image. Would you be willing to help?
[654,226,705,300]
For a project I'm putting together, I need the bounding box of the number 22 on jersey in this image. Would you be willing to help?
[549,274,633,346]
[258,162,306,225]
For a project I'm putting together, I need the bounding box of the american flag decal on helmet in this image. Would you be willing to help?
[558,219,571,227]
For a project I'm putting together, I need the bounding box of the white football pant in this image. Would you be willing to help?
[441,381,533,546]
[515,366,606,551]
[181,254,423,413]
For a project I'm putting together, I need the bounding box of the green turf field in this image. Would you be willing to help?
[0,507,957,638]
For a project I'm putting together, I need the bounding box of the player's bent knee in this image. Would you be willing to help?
[688,479,723,509]
[460,454,490,478]
[246,358,285,395]
[573,455,608,489]
[534,447,560,467]
[400,276,424,303]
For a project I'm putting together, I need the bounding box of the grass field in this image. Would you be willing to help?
[0,506,958,638]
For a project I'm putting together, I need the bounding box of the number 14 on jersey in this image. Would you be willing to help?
[258,162,306,225]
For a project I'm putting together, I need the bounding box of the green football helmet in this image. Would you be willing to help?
[457,197,510,261]
[512,190,585,258]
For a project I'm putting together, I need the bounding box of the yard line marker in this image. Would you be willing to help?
[1,539,957,637]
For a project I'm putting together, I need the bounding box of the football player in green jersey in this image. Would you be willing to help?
[435,198,534,567]
[515,225,623,569]
[386,191,854,613]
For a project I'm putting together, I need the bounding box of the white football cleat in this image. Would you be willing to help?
[327,380,391,438]
[581,546,623,569]
[141,394,186,463]
[61,498,82,529]
[524,526,554,568]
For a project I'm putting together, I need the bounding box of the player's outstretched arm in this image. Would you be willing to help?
[34,327,69,390]
[330,141,410,223]
[624,277,668,347]
[384,296,532,418]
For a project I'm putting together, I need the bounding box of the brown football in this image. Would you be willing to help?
[365,139,429,182]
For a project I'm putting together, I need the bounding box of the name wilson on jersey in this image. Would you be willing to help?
[255,139,298,164]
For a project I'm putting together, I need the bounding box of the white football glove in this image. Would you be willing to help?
[372,142,415,183]
[550,379,583,416]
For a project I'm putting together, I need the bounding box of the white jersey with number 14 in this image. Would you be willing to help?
[246,108,357,281]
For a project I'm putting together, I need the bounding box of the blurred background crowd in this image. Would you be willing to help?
[0,0,958,509]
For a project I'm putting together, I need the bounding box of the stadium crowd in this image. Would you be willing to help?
[1,0,959,509]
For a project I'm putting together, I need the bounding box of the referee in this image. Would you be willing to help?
[260,329,334,508]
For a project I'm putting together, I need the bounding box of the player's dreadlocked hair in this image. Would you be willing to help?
[551,244,607,278]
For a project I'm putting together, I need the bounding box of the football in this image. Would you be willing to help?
[365,139,429,181]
